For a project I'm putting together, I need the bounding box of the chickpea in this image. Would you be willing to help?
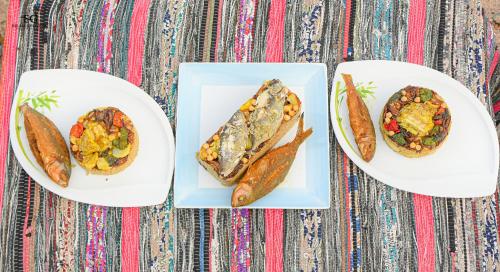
[207,155,214,161]
[71,144,79,152]
[385,112,392,118]
[415,145,422,151]
[284,105,292,112]
[202,143,209,149]
[289,110,296,117]
[284,115,291,121]
[212,152,218,159]
[401,90,407,95]
[293,105,299,112]
[401,96,408,102]
[242,157,248,164]
[410,142,416,149]
[213,134,220,141]
[388,131,395,136]
[384,117,391,124]
[414,97,421,103]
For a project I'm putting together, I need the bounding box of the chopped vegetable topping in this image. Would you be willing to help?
[113,111,124,127]
[392,133,406,145]
[70,123,84,138]
[384,119,400,133]
[422,137,436,146]
[420,88,433,102]
[389,92,401,102]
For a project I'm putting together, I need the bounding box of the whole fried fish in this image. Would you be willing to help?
[232,115,312,207]
[249,79,287,151]
[342,73,376,162]
[220,111,250,177]
[21,104,71,187]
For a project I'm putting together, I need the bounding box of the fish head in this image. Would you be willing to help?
[231,183,253,207]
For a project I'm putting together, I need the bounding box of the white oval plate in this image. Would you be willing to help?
[331,61,499,198]
[9,69,175,207]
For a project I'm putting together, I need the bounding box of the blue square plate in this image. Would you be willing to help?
[174,63,330,208]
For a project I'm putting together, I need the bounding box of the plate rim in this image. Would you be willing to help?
[329,60,499,198]
[9,69,176,207]
[174,62,331,209]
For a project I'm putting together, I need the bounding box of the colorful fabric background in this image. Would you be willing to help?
[0,0,499,271]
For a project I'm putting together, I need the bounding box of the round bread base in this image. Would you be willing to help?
[75,126,139,175]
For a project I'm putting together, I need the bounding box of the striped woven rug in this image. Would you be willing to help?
[0,0,499,271]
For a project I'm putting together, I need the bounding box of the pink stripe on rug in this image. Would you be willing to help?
[488,51,499,82]
[407,1,435,271]
[0,0,20,224]
[342,0,352,59]
[265,209,283,272]
[264,1,286,271]
[122,1,151,271]
[22,177,32,272]
[407,0,426,65]
[126,0,151,87]
[264,0,286,63]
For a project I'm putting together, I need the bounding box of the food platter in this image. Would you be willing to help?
[331,60,498,198]
[9,69,175,207]
[174,63,331,208]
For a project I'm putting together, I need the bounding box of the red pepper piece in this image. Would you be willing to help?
[70,123,84,138]
[384,119,400,133]
[113,111,124,127]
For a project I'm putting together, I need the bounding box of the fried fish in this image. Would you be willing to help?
[342,73,376,162]
[231,115,312,207]
[21,104,71,187]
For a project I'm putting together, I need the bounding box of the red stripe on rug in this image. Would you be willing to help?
[122,1,151,271]
[264,0,286,63]
[265,209,283,271]
[22,177,32,272]
[0,0,20,223]
[264,1,286,271]
[407,1,435,271]
[342,0,352,59]
[126,0,151,86]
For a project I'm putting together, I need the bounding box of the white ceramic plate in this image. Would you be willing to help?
[331,60,499,198]
[9,69,175,207]
[174,63,331,208]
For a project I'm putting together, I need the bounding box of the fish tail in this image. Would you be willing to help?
[293,114,313,146]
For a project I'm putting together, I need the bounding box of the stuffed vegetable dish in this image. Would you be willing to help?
[69,107,139,174]
[380,86,451,158]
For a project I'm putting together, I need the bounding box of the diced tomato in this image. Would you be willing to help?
[434,119,443,125]
[70,123,84,138]
[113,111,123,127]
[384,119,400,133]
[436,107,445,115]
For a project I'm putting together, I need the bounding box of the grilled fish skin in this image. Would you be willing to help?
[231,115,312,207]
[342,74,376,162]
[249,79,287,151]
[220,111,250,177]
[21,104,71,187]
